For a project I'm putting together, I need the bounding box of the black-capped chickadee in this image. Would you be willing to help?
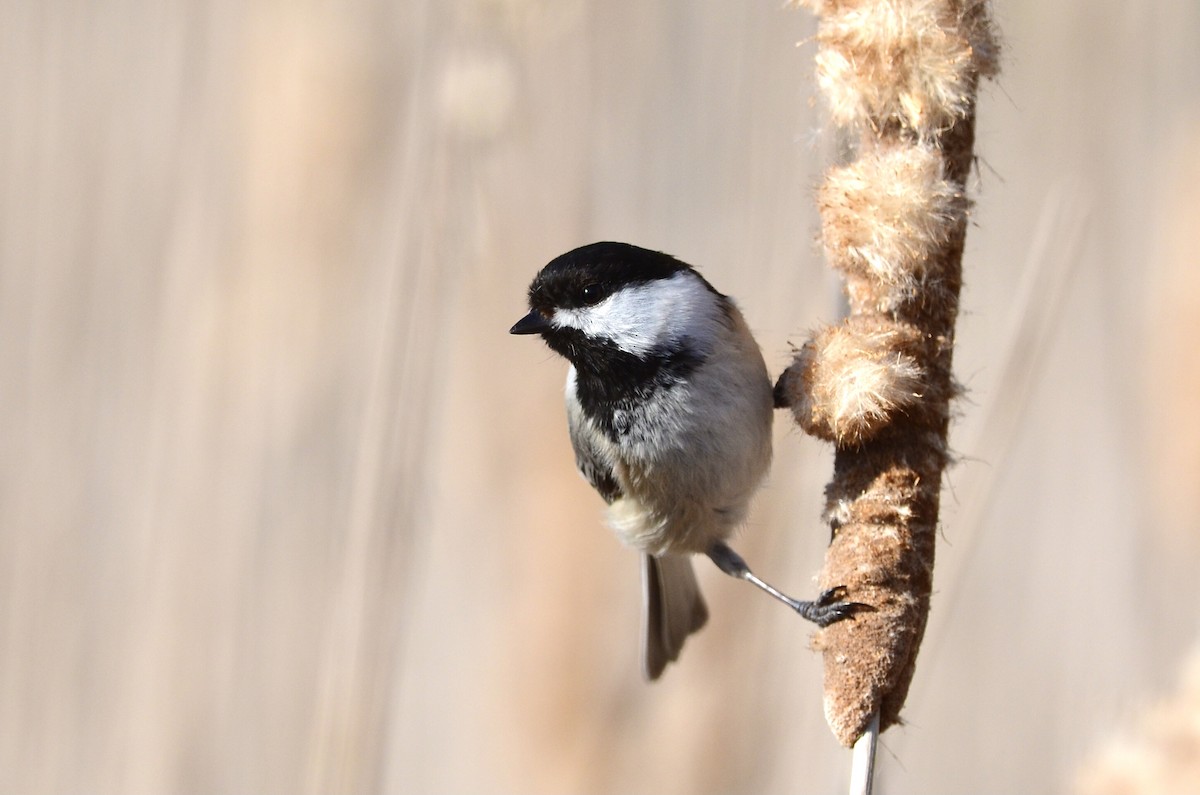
[511,242,858,679]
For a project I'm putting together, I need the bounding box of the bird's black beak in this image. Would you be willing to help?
[509,309,552,335]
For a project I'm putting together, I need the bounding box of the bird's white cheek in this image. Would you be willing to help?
[550,273,710,356]
[553,302,654,356]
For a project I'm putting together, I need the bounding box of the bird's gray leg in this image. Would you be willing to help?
[705,540,865,626]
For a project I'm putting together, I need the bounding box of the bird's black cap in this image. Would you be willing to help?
[518,242,712,322]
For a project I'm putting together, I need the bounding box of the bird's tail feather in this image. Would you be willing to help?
[641,553,708,680]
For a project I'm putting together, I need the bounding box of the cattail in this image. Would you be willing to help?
[778,0,999,746]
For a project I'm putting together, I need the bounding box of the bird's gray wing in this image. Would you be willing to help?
[566,385,623,504]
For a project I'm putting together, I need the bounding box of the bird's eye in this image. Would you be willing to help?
[580,284,605,305]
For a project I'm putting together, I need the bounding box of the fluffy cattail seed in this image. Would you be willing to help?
[819,144,966,311]
[774,316,927,446]
[807,0,999,135]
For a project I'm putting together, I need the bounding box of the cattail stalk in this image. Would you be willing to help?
[776,0,999,746]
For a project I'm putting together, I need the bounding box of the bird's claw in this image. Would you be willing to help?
[817,585,849,605]
[799,585,873,627]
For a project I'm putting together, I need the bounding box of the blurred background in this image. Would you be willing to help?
[2,0,1198,792]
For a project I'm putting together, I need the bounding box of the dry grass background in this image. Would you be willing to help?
[1,0,1199,792]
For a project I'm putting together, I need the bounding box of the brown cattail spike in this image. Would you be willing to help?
[783,0,999,746]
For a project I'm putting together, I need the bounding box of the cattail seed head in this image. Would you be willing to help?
[819,144,966,307]
[776,317,926,445]
[810,0,998,135]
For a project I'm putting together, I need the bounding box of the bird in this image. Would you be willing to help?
[511,241,859,679]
